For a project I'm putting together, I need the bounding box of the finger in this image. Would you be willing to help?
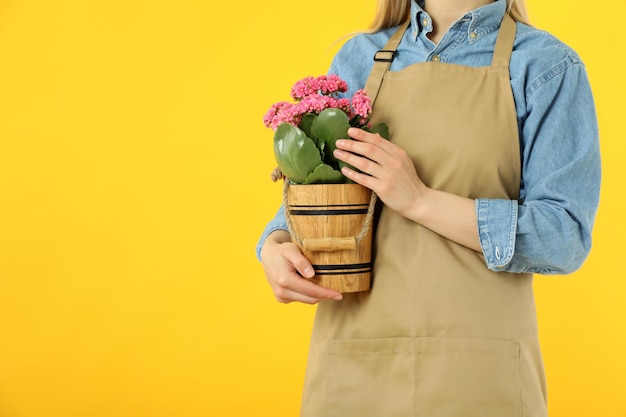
[281,243,315,278]
[339,132,387,157]
[335,138,382,159]
[347,127,394,151]
[293,275,343,301]
[335,134,395,171]
[340,165,379,190]
[276,244,343,302]
[276,276,343,304]
[333,148,383,179]
[273,284,326,305]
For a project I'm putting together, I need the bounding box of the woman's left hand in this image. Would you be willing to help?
[333,127,427,220]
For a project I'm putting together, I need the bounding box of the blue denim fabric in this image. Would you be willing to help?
[256,0,601,275]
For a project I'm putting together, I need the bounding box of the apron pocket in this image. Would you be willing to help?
[327,338,415,417]
[414,337,521,417]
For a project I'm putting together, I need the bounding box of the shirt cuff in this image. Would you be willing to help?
[476,199,518,271]
[255,207,289,262]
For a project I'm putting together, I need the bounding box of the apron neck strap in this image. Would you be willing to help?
[491,13,516,67]
[364,13,516,104]
[364,19,410,104]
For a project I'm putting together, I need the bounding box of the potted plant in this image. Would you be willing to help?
[263,75,389,293]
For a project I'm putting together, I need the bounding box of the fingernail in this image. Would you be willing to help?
[333,293,343,301]
[336,139,345,147]
[304,267,314,278]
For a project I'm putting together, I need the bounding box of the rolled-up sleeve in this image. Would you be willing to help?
[255,206,288,261]
[477,199,518,270]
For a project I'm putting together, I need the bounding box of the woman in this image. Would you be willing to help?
[257,0,601,416]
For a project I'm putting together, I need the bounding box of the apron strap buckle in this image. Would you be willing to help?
[373,50,397,62]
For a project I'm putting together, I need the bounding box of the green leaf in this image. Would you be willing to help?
[337,160,356,184]
[349,115,362,127]
[303,164,345,184]
[273,123,323,184]
[310,108,351,168]
[367,122,390,140]
[315,138,326,161]
[299,113,317,139]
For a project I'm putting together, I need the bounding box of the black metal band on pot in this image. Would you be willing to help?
[312,262,373,276]
[288,203,370,216]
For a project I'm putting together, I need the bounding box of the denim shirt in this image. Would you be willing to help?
[256,0,601,275]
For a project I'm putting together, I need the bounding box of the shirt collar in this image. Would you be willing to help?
[409,0,506,42]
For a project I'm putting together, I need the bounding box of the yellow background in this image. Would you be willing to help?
[0,0,623,416]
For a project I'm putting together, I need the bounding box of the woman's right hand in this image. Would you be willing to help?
[260,230,343,304]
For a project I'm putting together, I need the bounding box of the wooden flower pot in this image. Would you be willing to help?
[285,183,375,293]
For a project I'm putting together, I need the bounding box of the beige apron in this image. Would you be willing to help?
[300,14,548,417]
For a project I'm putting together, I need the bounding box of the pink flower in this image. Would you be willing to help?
[290,75,348,100]
[263,101,300,129]
[264,75,374,130]
[294,94,340,115]
[263,101,290,128]
[350,89,372,124]
[321,74,348,96]
[336,98,351,113]
[290,76,317,100]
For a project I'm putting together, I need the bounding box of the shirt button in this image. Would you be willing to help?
[470,30,478,40]
[422,18,429,27]
[431,55,441,63]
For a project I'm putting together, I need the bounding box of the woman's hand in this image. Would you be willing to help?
[333,127,427,220]
[260,230,343,304]
[334,128,482,252]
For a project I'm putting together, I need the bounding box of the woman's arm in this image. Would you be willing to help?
[482,60,601,274]
[334,61,601,275]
